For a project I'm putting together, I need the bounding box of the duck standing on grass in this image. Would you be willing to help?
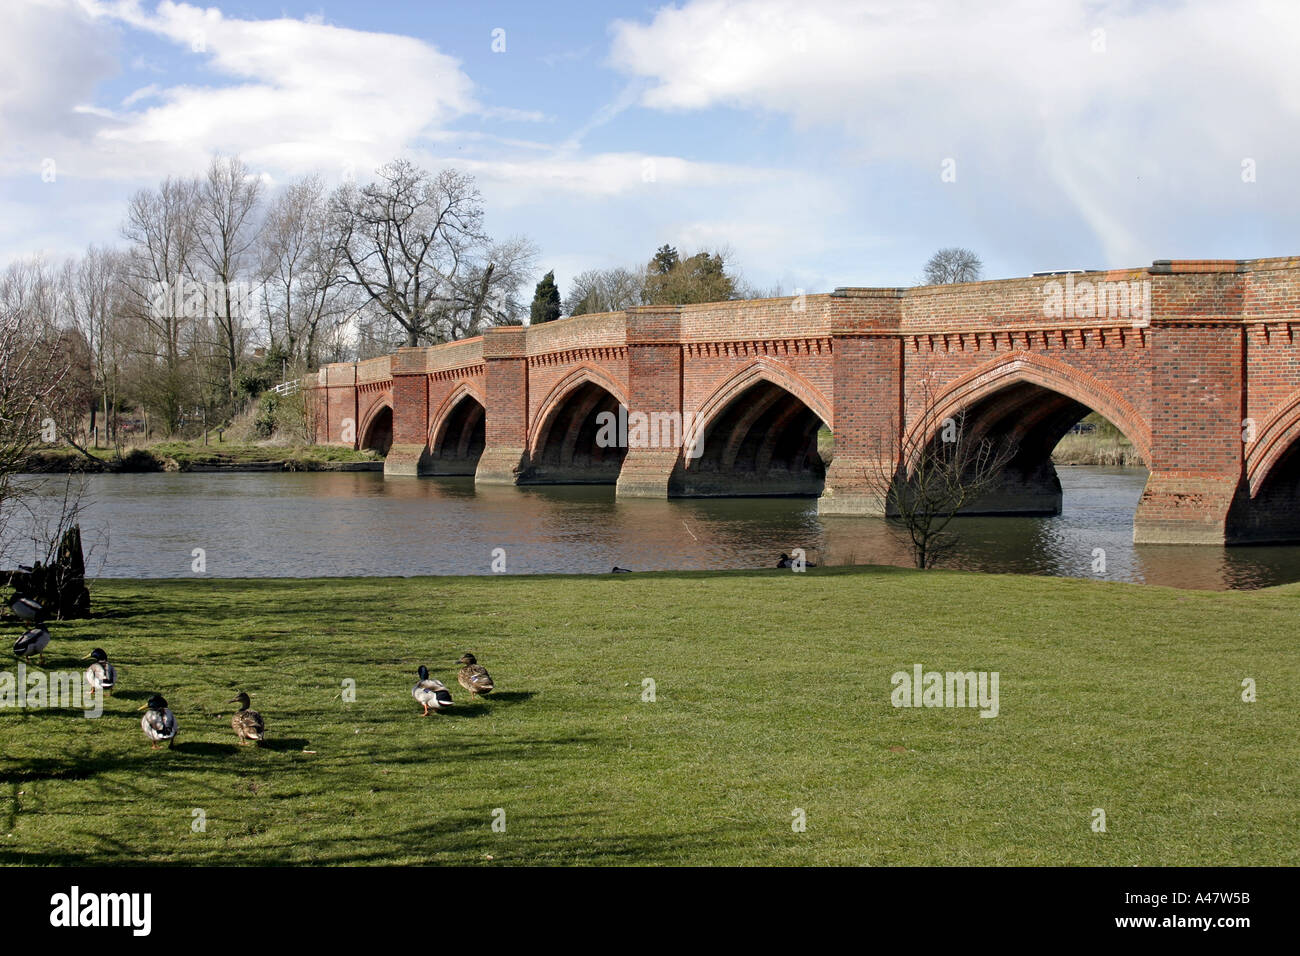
[228,692,265,745]
[13,626,50,666]
[412,666,453,715]
[457,653,495,698]
[84,648,116,698]
[138,694,177,749]
[10,596,42,622]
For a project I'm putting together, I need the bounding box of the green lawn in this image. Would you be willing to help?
[2,568,1296,866]
[22,442,380,473]
[146,441,380,467]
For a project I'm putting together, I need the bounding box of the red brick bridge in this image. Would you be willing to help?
[311,257,1300,545]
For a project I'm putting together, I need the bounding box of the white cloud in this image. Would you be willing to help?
[610,0,1300,266]
[453,151,776,201]
[0,0,480,181]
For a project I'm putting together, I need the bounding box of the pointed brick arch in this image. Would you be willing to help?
[916,351,1152,463]
[429,382,486,450]
[683,358,833,455]
[358,399,394,452]
[1245,386,1300,495]
[528,364,630,458]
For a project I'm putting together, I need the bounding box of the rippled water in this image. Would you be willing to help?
[12,466,1300,589]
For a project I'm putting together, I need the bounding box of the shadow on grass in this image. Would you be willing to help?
[172,740,241,756]
[85,597,160,621]
[0,808,739,866]
[482,691,535,704]
[3,753,160,782]
[103,689,153,702]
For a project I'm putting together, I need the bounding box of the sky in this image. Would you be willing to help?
[1,0,1298,297]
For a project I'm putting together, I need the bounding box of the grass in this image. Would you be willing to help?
[1,567,1296,866]
[22,442,380,473]
[147,440,380,468]
[1052,412,1144,467]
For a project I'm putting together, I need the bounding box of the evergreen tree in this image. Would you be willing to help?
[650,244,679,275]
[643,250,735,305]
[530,270,562,324]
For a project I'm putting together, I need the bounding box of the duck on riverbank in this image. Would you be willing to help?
[229,692,265,745]
[13,626,50,666]
[412,666,453,715]
[457,653,494,697]
[84,648,116,697]
[139,694,177,749]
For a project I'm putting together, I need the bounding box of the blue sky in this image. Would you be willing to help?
[2,0,1297,297]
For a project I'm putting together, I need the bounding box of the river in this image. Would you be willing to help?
[11,466,1300,589]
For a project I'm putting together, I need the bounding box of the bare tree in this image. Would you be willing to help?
[259,176,358,369]
[0,260,84,563]
[564,266,646,315]
[446,235,538,337]
[196,155,262,400]
[922,247,983,285]
[331,161,487,347]
[121,176,201,434]
[63,246,129,450]
[870,381,1017,569]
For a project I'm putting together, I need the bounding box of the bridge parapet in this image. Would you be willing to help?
[523,311,627,356]
[390,337,485,375]
[355,355,392,385]
[678,295,836,341]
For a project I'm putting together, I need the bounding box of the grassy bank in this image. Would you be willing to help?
[1051,413,1144,467]
[2,568,1295,866]
[22,442,381,473]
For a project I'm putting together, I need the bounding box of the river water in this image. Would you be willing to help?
[12,466,1300,589]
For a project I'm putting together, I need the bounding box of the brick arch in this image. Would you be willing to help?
[528,364,629,458]
[428,381,486,450]
[683,357,833,456]
[916,351,1153,463]
[1245,387,1300,495]
[358,399,394,453]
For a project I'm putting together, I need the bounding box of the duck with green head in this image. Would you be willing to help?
[138,694,177,749]
[412,666,453,715]
[83,648,116,698]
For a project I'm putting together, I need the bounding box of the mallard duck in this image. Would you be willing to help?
[83,648,116,697]
[457,653,494,697]
[13,626,50,665]
[10,596,41,621]
[138,694,177,749]
[610,566,632,573]
[412,666,453,715]
[228,692,265,745]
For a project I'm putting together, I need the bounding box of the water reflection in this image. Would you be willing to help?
[14,466,1300,590]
